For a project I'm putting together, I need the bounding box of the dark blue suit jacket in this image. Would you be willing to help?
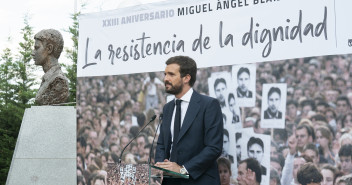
[155,90,223,185]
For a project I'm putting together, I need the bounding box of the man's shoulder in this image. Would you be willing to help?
[263,110,269,118]
[248,90,253,97]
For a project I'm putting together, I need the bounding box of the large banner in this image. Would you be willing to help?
[76,1,352,185]
[78,0,352,77]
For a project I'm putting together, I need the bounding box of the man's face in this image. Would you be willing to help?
[287,104,297,118]
[316,105,326,114]
[86,153,96,167]
[304,149,319,165]
[88,131,98,148]
[120,136,129,149]
[340,156,352,175]
[323,80,332,90]
[215,82,227,102]
[293,157,306,183]
[336,100,349,115]
[228,97,236,115]
[248,143,264,163]
[270,161,282,177]
[164,64,184,95]
[321,169,334,185]
[309,81,317,93]
[268,92,280,113]
[238,72,250,92]
[137,136,146,156]
[296,128,309,148]
[344,115,352,128]
[77,142,85,155]
[32,40,48,66]
[108,133,118,145]
[237,162,249,185]
[110,145,119,154]
[236,138,242,160]
[222,135,229,155]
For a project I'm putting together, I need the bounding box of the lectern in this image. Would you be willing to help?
[107,163,189,185]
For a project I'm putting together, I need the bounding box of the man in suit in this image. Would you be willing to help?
[236,67,253,98]
[155,56,223,185]
[264,87,282,119]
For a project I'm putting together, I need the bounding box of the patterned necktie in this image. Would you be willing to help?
[171,99,182,162]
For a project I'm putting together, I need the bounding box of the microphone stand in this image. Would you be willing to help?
[119,115,156,163]
[148,114,163,165]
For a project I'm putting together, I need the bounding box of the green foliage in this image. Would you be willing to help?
[0,16,37,184]
[0,48,16,106]
[64,12,80,103]
[12,16,37,107]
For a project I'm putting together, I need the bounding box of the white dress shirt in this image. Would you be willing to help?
[170,88,193,144]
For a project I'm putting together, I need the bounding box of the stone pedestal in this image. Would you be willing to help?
[6,106,76,185]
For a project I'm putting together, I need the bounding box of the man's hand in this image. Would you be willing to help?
[244,169,256,185]
[288,134,297,155]
[155,159,182,173]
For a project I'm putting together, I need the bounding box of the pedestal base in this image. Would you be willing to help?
[6,106,76,185]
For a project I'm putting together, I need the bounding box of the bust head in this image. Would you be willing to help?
[32,29,64,66]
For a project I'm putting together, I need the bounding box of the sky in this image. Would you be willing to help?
[0,0,163,66]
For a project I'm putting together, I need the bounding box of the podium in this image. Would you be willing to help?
[107,163,189,185]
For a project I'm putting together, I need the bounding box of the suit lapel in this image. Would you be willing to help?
[176,91,201,144]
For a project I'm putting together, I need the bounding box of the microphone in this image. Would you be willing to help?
[119,115,157,163]
[148,114,163,165]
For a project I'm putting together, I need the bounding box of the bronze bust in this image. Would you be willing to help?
[32,29,69,105]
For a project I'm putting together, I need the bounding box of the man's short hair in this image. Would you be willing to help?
[300,99,316,110]
[247,137,264,152]
[214,78,226,90]
[309,79,318,86]
[339,144,352,158]
[317,101,330,108]
[271,155,285,169]
[165,56,197,86]
[303,143,319,157]
[287,99,298,108]
[217,157,232,174]
[236,132,242,141]
[239,158,262,183]
[93,174,106,184]
[137,133,148,144]
[268,87,281,98]
[228,93,235,103]
[323,76,334,85]
[77,136,87,148]
[34,29,64,59]
[237,67,250,78]
[297,163,323,185]
[337,96,351,109]
[222,113,227,123]
[296,124,314,140]
[223,129,229,139]
[109,143,118,151]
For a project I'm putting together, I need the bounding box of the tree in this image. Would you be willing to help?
[0,16,37,184]
[64,12,80,103]
[13,15,37,107]
[0,48,16,106]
